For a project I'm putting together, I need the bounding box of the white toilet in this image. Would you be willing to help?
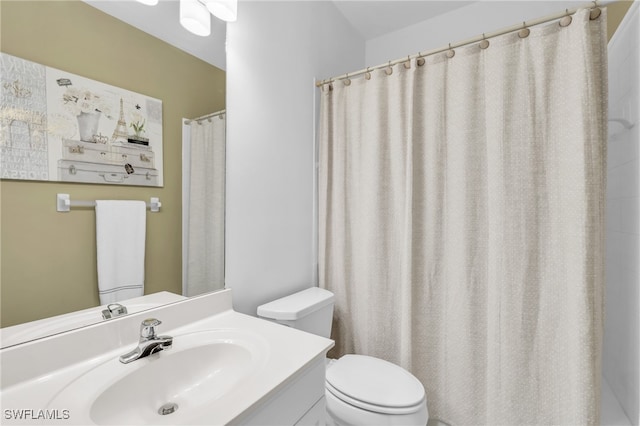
[257,287,429,426]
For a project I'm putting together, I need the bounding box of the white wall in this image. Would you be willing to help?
[225,1,365,315]
[365,1,585,65]
[605,2,640,423]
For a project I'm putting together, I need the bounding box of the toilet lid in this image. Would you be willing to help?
[325,355,425,411]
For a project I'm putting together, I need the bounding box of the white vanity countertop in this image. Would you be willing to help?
[0,289,334,425]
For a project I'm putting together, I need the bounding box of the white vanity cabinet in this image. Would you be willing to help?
[233,356,327,425]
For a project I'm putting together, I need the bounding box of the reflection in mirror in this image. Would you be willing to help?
[0,0,225,348]
[182,111,226,296]
[1,292,186,348]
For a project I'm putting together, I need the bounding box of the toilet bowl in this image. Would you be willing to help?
[257,288,428,426]
[325,354,428,425]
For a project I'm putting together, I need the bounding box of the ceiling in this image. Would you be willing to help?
[332,1,474,40]
[83,0,476,69]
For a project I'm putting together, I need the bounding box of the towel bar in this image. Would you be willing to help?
[56,193,161,213]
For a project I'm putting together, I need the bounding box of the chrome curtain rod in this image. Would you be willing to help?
[315,0,612,88]
[185,109,226,125]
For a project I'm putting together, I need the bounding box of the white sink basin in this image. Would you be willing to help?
[47,329,268,425]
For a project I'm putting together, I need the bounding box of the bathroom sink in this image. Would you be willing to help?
[47,329,268,425]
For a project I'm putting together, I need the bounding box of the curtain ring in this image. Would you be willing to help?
[365,67,372,80]
[385,60,393,75]
[343,73,351,86]
[559,9,572,27]
[404,55,411,69]
[416,51,425,67]
[590,1,602,20]
[518,21,531,38]
[446,43,455,59]
[479,33,490,49]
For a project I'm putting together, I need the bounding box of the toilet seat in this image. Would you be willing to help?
[325,354,426,415]
[326,381,425,415]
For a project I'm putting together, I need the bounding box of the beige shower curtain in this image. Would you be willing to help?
[184,114,225,296]
[319,9,607,425]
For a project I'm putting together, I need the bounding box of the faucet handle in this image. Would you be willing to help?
[108,303,127,314]
[101,303,128,320]
[140,318,161,339]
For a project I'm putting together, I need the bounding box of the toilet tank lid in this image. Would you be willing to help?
[257,287,335,321]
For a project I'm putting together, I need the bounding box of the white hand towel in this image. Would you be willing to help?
[96,200,146,304]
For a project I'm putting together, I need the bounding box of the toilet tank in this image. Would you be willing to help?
[257,287,335,338]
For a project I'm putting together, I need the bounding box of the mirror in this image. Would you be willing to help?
[0,0,226,347]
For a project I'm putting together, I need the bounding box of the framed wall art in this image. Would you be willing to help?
[0,52,163,187]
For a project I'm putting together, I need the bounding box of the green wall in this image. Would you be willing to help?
[608,1,634,40]
[0,1,225,327]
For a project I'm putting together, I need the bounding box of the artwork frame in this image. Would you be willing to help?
[0,53,164,187]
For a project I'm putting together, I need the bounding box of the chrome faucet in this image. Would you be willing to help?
[119,318,173,364]
[102,303,128,320]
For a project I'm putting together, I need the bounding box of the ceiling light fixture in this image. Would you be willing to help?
[139,0,237,37]
[180,0,211,37]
